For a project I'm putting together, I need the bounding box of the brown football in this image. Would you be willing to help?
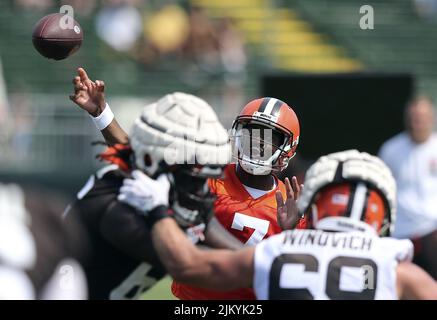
[32,13,83,60]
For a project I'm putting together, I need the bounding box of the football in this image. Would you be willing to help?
[32,13,83,60]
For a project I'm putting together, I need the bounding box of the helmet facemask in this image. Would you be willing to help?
[231,120,293,175]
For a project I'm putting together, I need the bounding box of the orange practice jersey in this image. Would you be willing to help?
[172,164,307,300]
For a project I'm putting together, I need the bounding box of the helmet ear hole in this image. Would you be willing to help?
[144,154,152,167]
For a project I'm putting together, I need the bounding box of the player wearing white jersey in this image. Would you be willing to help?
[254,229,413,299]
[0,182,88,299]
[253,150,415,299]
[119,149,437,299]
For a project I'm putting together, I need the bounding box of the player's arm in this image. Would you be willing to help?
[69,67,128,145]
[117,170,253,290]
[203,216,244,250]
[100,118,128,146]
[151,213,254,291]
[396,261,437,299]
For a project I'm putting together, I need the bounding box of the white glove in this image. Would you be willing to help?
[118,170,170,213]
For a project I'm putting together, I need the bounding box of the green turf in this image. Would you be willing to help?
[140,276,176,300]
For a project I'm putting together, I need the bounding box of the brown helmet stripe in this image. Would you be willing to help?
[258,97,286,117]
[257,97,271,113]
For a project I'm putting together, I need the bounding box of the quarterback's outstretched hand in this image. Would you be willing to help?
[118,170,170,213]
[276,177,303,230]
[69,67,106,117]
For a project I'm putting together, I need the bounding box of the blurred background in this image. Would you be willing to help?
[1,0,437,192]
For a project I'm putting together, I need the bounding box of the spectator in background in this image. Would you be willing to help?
[144,4,190,57]
[180,6,248,88]
[96,0,143,52]
[61,0,97,17]
[378,97,437,279]
[14,0,54,11]
[182,6,221,73]
[414,0,437,21]
[216,17,247,85]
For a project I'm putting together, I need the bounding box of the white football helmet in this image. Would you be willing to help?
[297,150,396,236]
[129,92,231,176]
[129,92,231,228]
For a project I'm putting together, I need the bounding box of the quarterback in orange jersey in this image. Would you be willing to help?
[68,75,305,300]
[172,97,307,300]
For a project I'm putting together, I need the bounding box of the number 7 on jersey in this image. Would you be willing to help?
[231,212,270,246]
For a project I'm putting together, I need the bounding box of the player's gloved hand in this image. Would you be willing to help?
[118,169,209,243]
[118,170,170,213]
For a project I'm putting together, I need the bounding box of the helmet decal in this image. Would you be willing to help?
[257,97,285,117]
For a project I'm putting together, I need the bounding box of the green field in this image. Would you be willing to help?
[140,276,176,300]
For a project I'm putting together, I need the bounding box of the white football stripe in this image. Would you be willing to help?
[263,98,278,115]
[350,182,367,221]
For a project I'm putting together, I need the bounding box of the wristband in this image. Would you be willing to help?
[146,205,171,229]
[90,103,114,130]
